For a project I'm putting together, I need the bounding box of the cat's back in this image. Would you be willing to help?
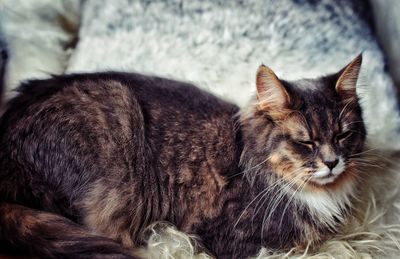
[1,72,237,127]
[0,72,239,167]
[0,71,240,181]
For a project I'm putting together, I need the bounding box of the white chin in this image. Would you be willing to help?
[310,175,338,185]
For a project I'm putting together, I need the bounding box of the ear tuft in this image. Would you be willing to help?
[256,65,291,119]
[335,54,362,99]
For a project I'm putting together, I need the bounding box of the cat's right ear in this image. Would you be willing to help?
[335,54,362,100]
[256,65,291,119]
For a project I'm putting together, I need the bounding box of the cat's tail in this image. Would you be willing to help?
[0,202,138,258]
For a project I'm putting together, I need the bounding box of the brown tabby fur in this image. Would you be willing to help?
[0,56,366,258]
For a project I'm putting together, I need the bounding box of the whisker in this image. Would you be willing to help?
[339,99,355,121]
[361,153,399,166]
[229,156,272,180]
[233,186,271,229]
[349,147,380,157]
[277,174,310,229]
[342,120,364,127]
[242,157,271,174]
[260,171,306,239]
[352,163,385,170]
[252,168,305,222]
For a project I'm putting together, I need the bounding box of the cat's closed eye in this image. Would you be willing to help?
[335,131,352,142]
[294,139,315,147]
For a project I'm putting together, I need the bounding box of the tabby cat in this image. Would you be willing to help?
[0,55,365,258]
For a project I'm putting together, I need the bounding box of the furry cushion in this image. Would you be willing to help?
[0,0,79,100]
[0,25,7,102]
[2,0,400,258]
[370,0,400,90]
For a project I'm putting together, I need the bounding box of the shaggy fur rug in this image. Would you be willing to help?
[1,0,400,258]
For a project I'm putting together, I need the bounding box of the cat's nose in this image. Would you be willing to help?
[323,159,339,170]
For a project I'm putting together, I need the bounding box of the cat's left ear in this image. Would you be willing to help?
[335,54,362,100]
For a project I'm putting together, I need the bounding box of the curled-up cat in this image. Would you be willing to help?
[0,55,366,259]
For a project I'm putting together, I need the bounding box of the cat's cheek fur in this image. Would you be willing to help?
[332,157,346,176]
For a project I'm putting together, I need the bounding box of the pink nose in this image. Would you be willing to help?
[323,159,339,170]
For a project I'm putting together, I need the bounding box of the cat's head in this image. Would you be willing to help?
[241,55,366,191]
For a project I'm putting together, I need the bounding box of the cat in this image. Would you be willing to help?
[0,54,365,259]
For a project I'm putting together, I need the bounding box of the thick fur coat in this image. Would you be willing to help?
[1,0,400,258]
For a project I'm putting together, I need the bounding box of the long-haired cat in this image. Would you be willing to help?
[0,55,365,258]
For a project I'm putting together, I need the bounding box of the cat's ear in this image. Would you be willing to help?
[256,65,291,119]
[335,54,362,100]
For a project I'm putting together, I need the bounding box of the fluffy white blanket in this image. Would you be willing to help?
[1,0,400,258]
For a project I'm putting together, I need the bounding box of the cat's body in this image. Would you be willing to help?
[0,56,366,258]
